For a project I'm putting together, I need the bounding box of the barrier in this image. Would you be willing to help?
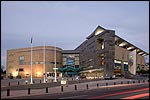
[86,84,88,90]
[28,88,30,94]
[97,83,99,87]
[138,80,140,83]
[106,82,108,86]
[75,85,77,90]
[61,86,63,92]
[114,82,116,85]
[7,89,10,96]
[46,87,48,93]
[8,82,10,86]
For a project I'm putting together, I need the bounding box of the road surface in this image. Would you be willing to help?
[7,83,149,99]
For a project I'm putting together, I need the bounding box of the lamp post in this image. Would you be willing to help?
[53,43,57,82]
[43,41,46,83]
[30,37,33,84]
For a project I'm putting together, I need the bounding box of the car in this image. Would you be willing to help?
[104,76,111,80]
[80,75,86,79]
[104,75,116,80]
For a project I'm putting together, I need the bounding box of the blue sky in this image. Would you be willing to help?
[1,1,149,69]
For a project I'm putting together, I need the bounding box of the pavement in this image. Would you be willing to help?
[1,78,149,99]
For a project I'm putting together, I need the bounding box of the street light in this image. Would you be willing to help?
[43,41,46,83]
[53,43,57,82]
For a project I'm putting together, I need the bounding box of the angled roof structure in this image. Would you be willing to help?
[79,25,149,56]
[86,25,106,39]
[115,35,149,56]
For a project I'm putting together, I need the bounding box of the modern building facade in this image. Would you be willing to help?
[75,26,148,78]
[6,25,149,79]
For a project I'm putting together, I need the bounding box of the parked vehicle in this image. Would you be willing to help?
[104,75,116,80]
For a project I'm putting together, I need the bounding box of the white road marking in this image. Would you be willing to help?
[59,95,87,99]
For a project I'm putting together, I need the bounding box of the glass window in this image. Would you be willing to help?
[100,54,104,65]
[102,41,104,49]
[19,56,24,65]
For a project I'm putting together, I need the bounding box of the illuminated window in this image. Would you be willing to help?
[124,62,128,71]
[100,54,104,65]
[102,41,104,49]
[114,60,121,70]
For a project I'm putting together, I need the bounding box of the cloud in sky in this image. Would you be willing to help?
[1,1,149,68]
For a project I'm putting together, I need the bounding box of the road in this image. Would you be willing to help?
[8,83,149,99]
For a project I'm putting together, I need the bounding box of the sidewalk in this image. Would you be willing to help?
[1,79,147,99]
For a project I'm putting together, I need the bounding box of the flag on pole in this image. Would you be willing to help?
[31,37,33,44]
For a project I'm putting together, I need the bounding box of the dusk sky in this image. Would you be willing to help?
[1,1,149,70]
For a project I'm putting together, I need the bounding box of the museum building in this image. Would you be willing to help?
[6,25,149,79]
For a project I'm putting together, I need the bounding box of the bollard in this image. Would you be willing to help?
[121,81,123,84]
[138,80,140,83]
[97,83,99,87]
[106,82,108,86]
[86,84,88,90]
[8,82,10,86]
[18,81,19,85]
[143,80,145,83]
[75,85,77,90]
[127,81,129,84]
[40,80,41,83]
[61,86,63,92]
[148,80,149,83]
[114,82,116,85]
[46,87,48,93]
[28,88,30,94]
[7,89,10,96]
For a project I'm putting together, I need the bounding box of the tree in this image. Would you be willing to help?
[1,65,6,74]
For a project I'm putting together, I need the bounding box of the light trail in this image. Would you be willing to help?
[121,93,149,99]
[88,88,149,99]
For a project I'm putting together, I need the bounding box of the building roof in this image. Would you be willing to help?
[62,50,79,54]
[86,25,106,39]
[115,35,149,56]
[76,25,149,56]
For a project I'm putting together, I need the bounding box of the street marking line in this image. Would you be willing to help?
[121,93,149,99]
[87,88,149,99]
[59,95,87,99]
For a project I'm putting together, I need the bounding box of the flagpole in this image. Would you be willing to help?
[30,37,33,84]
[54,42,57,82]
[43,41,46,83]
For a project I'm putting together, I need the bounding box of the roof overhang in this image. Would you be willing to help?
[115,35,149,56]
